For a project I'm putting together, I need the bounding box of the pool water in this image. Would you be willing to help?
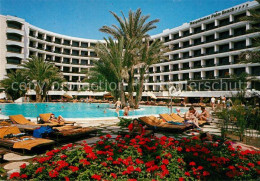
[0,103,188,118]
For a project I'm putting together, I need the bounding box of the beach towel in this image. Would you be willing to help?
[0,126,21,138]
[13,138,54,150]
[33,126,54,138]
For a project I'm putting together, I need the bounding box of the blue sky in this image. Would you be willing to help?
[0,0,248,40]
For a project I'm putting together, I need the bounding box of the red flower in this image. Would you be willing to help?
[9,172,20,179]
[91,174,102,180]
[248,163,255,168]
[80,159,90,166]
[179,177,185,181]
[20,174,28,179]
[228,165,236,170]
[162,159,169,165]
[64,176,70,181]
[177,147,182,152]
[69,166,79,172]
[101,162,107,167]
[185,172,190,177]
[189,161,196,166]
[203,171,210,177]
[106,134,112,138]
[20,163,27,169]
[197,166,204,170]
[49,170,59,178]
[135,167,141,172]
[35,167,45,174]
[60,154,67,159]
[257,161,260,165]
[111,173,117,178]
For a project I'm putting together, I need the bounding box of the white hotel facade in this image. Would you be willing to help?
[0,1,259,99]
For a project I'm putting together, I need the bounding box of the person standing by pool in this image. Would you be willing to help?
[226,98,232,109]
[210,96,215,109]
[115,98,121,117]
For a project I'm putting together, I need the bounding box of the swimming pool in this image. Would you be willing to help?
[0,103,188,118]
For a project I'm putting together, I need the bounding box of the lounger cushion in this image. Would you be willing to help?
[13,138,54,150]
[9,115,32,125]
[0,126,21,138]
[39,113,52,123]
[160,114,174,122]
[170,113,184,122]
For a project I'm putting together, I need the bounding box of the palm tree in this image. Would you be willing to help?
[239,0,260,63]
[22,56,64,102]
[88,37,131,106]
[0,70,29,101]
[99,8,160,108]
[134,39,166,108]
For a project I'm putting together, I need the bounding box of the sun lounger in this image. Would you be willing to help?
[169,113,184,122]
[0,126,54,151]
[38,113,75,125]
[9,115,59,127]
[139,116,192,132]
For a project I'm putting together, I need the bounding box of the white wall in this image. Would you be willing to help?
[0,16,7,81]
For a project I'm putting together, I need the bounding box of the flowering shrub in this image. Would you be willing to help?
[11,134,260,180]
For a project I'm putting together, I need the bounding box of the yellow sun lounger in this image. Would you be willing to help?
[169,113,184,122]
[39,113,75,125]
[0,126,54,151]
[9,115,59,127]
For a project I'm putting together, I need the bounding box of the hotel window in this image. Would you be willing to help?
[182,63,190,70]
[7,21,22,30]
[219,56,230,66]
[164,65,169,72]
[219,18,230,27]
[29,41,35,48]
[234,26,246,36]
[6,57,21,64]
[38,53,43,58]
[182,73,189,80]
[194,49,202,57]
[72,59,79,65]
[63,67,70,73]
[234,40,246,50]
[234,67,246,75]
[234,12,247,22]
[218,69,229,78]
[219,44,229,53]
[193,26,201,34]
[37,33,43,40]
[205,34,215,43]
[55,57,61,63]
[156,67,160,73]
[206,22,215,31]
[164,36,170,42]
[80,60,87,65]
[46,55,52,61]
[193,61,201,68]
[7,33,22,42]
[72,41,79,47]
[90,43,96,47]
[193,38,201,46]
[81,42,88,48]
[233,55,240,64]
[219,31,230,40]
[205,59,215,67]
[29,51,36,57]
[46,36,52,42]
[45,45,52,52]
[172,64,179,71]
[148,67,153,73]
[173,74,178,81]
[63,40,70,46]
[173,33,179,40]
[72,68,79,73]
[252,66,260,76]
[183,41,190,48]
[164,75,169,81]
[172,43,179,50]
[63,76,70,82]
[90,51,97,57]
[183,30,189,37]
[81,51,88,57]
[55,38,61,44]
[29,30,35,37]
[194,72,201,80]
[54,47,61,53]
[205,71,214,79]
[7,45,22,53]
[63,49,70,55]
[173,54,179,60]
[37,43,43,50]
[72,50,79,56]
[182,52,189,59]
[63,58,70,64]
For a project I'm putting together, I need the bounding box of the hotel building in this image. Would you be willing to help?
[0,1,259,99]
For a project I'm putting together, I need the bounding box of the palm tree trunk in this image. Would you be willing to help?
[134,73,145,109]
[35,85,42,102]
[128,69,134,108]
[119,81,126,107]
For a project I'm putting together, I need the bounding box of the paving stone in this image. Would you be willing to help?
[75,137,100,145]
[4,161,29,170]
[4,153,35,161]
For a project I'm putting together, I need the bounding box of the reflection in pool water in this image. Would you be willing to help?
[0,103,188,118]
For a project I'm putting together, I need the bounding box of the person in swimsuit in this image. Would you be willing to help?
[115,99,121,117]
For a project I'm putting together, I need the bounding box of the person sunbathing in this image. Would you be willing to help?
[184,107,200,129]
[49,114,65,125]
[128,119,152,137]
[199,106,210,122]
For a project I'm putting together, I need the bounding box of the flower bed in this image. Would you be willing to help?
[10,134,260,180]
